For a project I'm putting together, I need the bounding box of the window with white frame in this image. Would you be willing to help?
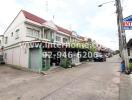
[15,29,20,39]
[27,28,33,36]
[34,29,40,38]
[5,37,8,44]
[45,33,48,39]
[44,30,50,40]
[56,36,61,42]
[41,31,44,39]
[27,28,40,38]
[51,31,54,39]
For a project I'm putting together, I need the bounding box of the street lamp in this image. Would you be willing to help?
[98,1,115,7]
[98,0,129,69]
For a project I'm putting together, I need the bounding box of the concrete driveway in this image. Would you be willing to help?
[0,55,120,100]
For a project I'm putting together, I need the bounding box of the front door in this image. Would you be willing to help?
[29,48,42,72]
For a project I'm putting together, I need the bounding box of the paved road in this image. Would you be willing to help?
[119,73,132,100]
[0,55,120,100]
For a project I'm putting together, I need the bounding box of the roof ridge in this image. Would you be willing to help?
[22,10,72,35]
[22,10,46,24]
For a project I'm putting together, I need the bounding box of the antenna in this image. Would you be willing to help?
[45,0,56,22]
[46,0,48,12]
[52,15,55,21]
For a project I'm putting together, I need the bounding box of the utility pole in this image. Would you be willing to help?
[115,0,129,68]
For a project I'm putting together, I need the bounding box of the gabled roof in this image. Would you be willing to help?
[56,25,72,35]
[22,10,72,35]
[22,10,46,24]
[43,21,58,30]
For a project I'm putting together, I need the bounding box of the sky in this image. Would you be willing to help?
[0,0,132,50]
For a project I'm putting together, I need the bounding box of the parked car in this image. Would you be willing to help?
[94,53,106,62]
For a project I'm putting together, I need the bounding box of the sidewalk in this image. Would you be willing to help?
[119,73,132,100]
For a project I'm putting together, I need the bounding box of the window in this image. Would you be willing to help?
[44,30,50,40]
[41,32,44,39]
[5,37,8,44]
[63,38,68,43]
[51,31,54,39]
[34,29,39,38]
[45,33,48,39]
[27,28,40,38]
[56,36,61,42]
[11,32,13,37]
[27,28,33,36]
[15,29,20,39]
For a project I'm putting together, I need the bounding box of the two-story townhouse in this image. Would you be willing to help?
[3,10,86,71]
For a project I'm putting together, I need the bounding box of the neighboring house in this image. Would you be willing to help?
[70,31,84,43]
[3,10,87,72]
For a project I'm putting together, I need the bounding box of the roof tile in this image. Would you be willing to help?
[22,10,46,24]
[22,10,72,35]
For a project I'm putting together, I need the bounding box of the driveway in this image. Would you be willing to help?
[0,55,120,100]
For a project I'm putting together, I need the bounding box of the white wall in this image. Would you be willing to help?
[4,11,26,47]
[4,46,29,68]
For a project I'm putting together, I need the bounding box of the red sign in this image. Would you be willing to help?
[122,21,132,27]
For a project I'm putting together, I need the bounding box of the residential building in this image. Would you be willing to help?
[3,10,88,72]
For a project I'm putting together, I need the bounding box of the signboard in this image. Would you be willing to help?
[123,15,132,30]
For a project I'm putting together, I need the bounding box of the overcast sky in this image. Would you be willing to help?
[0,0,132,50]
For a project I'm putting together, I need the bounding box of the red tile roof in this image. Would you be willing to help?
[22,10,46,24]
[22,10,72,35]
[56,25,72,35]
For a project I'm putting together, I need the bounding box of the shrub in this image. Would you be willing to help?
[60,57,72,68]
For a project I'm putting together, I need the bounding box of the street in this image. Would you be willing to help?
[0,55,120,100]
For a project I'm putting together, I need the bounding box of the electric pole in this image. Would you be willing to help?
[115,0,129,68]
